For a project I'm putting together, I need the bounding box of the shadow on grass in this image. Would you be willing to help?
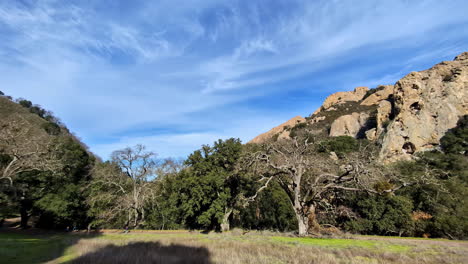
[69,241,212,264]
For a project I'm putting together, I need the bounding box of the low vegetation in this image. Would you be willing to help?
[1,231,467,264]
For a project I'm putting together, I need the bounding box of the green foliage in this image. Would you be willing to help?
[41,122,61,135]
[16,98,54,120]
[344,195,414,236]
[29,105,47,118]
[0,190,16,220]
[362,85,385,100]
[318,136,359,155]
[373,181,395,195]
[271,133,279,142]
[18,99,32,108]
[0,153,12,166]
[34,183,88,228]
[174,138,243,230]
[145,172,184,230]
[236,181,297,231]
[396,153,468,239]
[15,137,93,229]
[56,137,94,182]
[440,115,467,155]
[289,122,307,138]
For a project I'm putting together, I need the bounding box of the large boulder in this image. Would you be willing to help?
[313,86,369,115]
[380,52,468,162]
[329,112,369,138]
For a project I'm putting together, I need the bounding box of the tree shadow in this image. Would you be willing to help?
[69,241,212,264]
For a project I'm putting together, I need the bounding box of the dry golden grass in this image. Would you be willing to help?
[52,231,468,264]
[2,229,466,263]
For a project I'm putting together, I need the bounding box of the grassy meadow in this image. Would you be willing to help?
[0,230,467,264]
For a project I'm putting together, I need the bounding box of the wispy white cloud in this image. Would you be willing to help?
[0,0,467,159]
[0,0,180,62]
[197,0,468,93]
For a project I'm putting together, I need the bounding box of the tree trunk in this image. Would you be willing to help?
[134,209,138,228]
[296,213,309,236]
[133,184,138,228]
[220,208,233,232]
[292,168,310,236]
[295,205,319,236]
[20,202,29,229]
[307,205,320,234]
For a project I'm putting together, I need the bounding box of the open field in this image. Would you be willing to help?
[0,230,467,264]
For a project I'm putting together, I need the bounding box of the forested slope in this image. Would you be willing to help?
[0,94,95,229]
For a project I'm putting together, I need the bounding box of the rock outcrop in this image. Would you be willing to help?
[313,86,369,115]
[329,112,369,138]
[380,52,468,162]
[249,116,306,144]
[249,52,468,163]
[365,128,377,140]
[376,100,393,137]
[360,85,393,106]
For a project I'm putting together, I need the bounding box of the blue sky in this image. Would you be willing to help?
[1,0,467,160]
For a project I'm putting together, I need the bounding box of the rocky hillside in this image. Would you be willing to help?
[249,52,468,162]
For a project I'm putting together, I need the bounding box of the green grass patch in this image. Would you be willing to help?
[357,234,459,242]
[269,236,411,253]
[0,233,69,264]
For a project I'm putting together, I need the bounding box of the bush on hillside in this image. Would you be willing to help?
[440,115,467,155]
[41,122,61,135]
[18,99,33,108]
[318,136,359,155]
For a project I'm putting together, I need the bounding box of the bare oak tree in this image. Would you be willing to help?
[0,116,61,185]
[252,136,380,236]
[89,144,157,228]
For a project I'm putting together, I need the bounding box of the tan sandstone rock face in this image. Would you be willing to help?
[365,128,377,141]
[380,52,468,162]
[376,100,393,137]
[329,112,369,138]
[360,85,393,106]
[249,116,306,144]
[313,86,369,115]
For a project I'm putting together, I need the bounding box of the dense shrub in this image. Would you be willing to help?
[18,99,32,108]
[236,182,297,232]
[440,115,467,155]
[29,105,47,118]
[289,123,307,138]
[41,122,61,135]
[344,195,414,236]
[318,136,359,155]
